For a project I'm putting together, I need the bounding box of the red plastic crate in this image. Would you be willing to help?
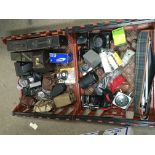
[2,19,155,127]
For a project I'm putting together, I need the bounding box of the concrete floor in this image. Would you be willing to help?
[0,19,155,135]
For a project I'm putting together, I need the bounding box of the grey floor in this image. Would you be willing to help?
[0,19,154,135]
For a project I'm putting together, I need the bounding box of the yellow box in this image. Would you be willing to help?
[113,52,123,66]
[112,27,126,46]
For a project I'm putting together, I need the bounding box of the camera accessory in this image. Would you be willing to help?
[18,72,42,96]
[10,52,32,62]
[112,27,127,46]
[79,72,99,89]
[36,89,51,101]
[95,78,109,95]
[79,63,93,76]
[122,49,135,67]
[7,36,68,52]
[50,83,67,98]
[53,91,76,108]
[14,61,33,76]
[59,70,68,80]
[95,67,105,81]
[95,82,104,96]
[93,35,106,49]
[57,68,76,84]
[84,84,97,95]
[42,72,57,91]
[83,49,101,69]
[27,35,68,50]
[18,72,42,88]
[32,51,54,73]
[81,95,100,110]
[22,87,41,96]
[37,91,48,100]
[29,81,41,88]
[77,34,87,45]
[18,78,29,88]
[33,99,55,113]
[78,46,89,61]
[107,53,118,70]
[7,40,28,52]
[81,63,89,72]
[112,52,123,66]
[99,50,112,73]
[49,53,73,64]
[112,92,132,109]
[90,33,111,50]
[95,70,118,95]
[108,74,126,93]
[81,89,113,110]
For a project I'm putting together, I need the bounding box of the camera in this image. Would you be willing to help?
[18,72,42,97]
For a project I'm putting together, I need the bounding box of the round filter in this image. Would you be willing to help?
[93,36,103,48]
[93,35,106,49]
[60,70,68,80]
[115,94,129,107]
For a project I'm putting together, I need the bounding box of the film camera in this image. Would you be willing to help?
[18,72,42,96]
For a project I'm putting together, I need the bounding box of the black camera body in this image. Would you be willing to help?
[18,72,42,97]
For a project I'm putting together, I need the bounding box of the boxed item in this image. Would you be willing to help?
[83,49,101,68]
[112,52,123,66]
[108,74,126,93]
[99,50,112,73]
[49,53,73,64]
[7,40,28,52]
[7,35,68,52]
[32,51,55,73]
[53,91,76,108]
[82,127,134,135]
[112,27,127,46]
[122,49,135,67]
[103,127,133,135]
[107,53,118,70]
[57,67,76,84]
[10,52,32,62]
[27,35,68,50]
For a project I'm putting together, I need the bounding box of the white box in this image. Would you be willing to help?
[103,127,134,135]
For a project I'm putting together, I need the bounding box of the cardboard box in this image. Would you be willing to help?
[82,127,134,135]
[50,53,73,64]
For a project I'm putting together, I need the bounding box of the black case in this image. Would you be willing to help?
[27,35,68,50]
[7,35,68,52]
[7,40,28,51]
[32,51,55,73]
[10,52,32,61]
[14,61,33,76]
